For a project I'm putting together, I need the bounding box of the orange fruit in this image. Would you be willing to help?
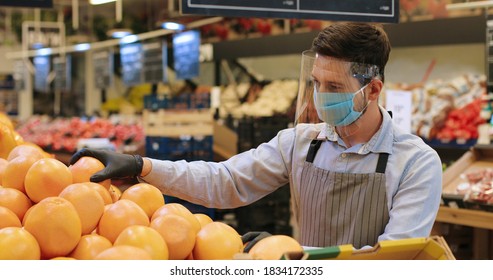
[114,225,169,260]
[109,185,122,202]
[0,123,18,159]
[94,245,153,260]
[59,183,105,235]
[193,221,243,260]
[0,227,40,260]
[120,183,164,218]
[24,158,73,203]
[0,112,14,130]
[51,257,76,260]
[0,187,33,221]
[151,203,201,234]
[82,182,113,205]
[150,213,195,260]
[7,144,45,161]
[194,213,213,228]
[2,154,42,193]
[68,234,113,260]
[0,157,8,184]
[248,235,303,260]
[23,197,82,259]
[185,252,194,260]
[0,206,21,229]
[97,199,149,243]
[69,156,111,190]
[22,142,52,157]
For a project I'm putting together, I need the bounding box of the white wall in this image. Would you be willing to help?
[386,43,485,84]
[225,43,485,85]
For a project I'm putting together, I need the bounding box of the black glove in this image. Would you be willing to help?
[69,148,144,182]
[241,231,272,253]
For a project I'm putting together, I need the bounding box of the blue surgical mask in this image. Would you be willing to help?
[313,86,369,126]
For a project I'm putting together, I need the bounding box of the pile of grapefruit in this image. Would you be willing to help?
[0,113,303,260]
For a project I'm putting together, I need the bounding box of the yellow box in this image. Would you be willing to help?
[283,236,455,260]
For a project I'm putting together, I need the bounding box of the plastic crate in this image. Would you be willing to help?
[144,95,169,111]
[144,93,210,110]
[190,92,211,109]
[145,135,214,161]
[192,135,213,161]
[145,136,193,160]
[236,116,290,152]
[253,116,290,147]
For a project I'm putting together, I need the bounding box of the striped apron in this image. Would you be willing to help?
[297,139,390,248]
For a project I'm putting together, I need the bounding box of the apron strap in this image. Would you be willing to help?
[306,139,390,173]
[375,153,390,174]
[306,139,323,163]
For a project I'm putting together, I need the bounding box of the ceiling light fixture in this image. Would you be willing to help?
[107,28,133,38]
[89,0,116,5]
[161,21,185,31]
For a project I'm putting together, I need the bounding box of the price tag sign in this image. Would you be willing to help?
[173,30,200,80]
[120,43,143,86]
[93,50,114,89]
[53,55,71,91]
[385,90,412,134]
[33,56,51,93]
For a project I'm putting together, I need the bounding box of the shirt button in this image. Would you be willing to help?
[341,153,347,159]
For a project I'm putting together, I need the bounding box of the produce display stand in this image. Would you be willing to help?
[437,145,493,259]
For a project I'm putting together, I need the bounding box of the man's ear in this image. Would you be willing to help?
[367,79,383,101]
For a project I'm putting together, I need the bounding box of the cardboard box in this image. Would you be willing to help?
[283,236,455,260]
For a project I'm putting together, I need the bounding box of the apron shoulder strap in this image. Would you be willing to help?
[375,153,390,174]
[306,139,323,163]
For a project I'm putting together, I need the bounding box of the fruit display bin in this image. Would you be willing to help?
[438,145,493,229]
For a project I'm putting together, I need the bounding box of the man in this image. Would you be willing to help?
[71,22,442,249]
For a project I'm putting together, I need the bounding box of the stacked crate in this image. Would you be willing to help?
[143,92,215,217]
[233,115,293,235]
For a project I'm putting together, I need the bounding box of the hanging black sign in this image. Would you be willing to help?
[120,43,143,86]
[33,56,50,93]
[173,30,200,80]
[0,0,53,8]
[93,50,114,89]
[53,55,71,92]
[181,0,399,23]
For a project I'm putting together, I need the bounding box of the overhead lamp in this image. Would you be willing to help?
[161,21,185,31]
[107,28,133,39]
[74,43,91,52]
[89,0,116,5]
[36,48,52,56]
[119,35,139,45]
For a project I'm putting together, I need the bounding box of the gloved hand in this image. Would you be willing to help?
[70,148,144,182]
[241,231,272,253]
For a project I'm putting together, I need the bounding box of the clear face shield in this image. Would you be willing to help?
[294,50,380,137]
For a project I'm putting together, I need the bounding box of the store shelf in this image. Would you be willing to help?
[436,206,493,231]
[210,15,486,60]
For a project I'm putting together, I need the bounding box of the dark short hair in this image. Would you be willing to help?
[311,22,391,83]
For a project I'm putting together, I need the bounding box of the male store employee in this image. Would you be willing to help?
[71,21,442,249]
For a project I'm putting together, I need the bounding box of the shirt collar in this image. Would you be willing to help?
[318,106,394,155]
